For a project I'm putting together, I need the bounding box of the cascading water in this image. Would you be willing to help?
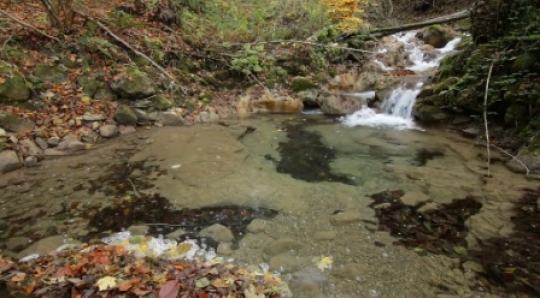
[341,31,461,130]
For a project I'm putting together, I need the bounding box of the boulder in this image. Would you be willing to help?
[152,94,173,111]
[318,93,362,115]
[114,104,138,126]
[0,112,35,133]
[99,124,119,138]
[243,90,304,114]
[110,70,156,99]
[0,150,22,173]
[0,74,31,102]
[413,103,449,123]
[198,224,234,243]
[420,25,455,48]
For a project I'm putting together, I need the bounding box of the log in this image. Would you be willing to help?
[343,9,471,39]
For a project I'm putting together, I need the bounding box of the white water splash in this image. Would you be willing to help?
[342,30,461,130]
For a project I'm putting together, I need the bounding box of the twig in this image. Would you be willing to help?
[1,35,13,52]
[235,40,378,54]
[0,9,60,42]
[73,9,188,95]
[489,143,530,176]
[483,58,495,177]
[127,178,141,198]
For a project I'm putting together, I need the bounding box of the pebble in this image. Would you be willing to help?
[99,124,119,138]
[330,211,362,225]
[20,139,43,159]
[157,112,184,126]
[246,218,267,234]
[91,121,100,131]
[263,238,305,256]
[47,136,60,146]
[199,224,234,243]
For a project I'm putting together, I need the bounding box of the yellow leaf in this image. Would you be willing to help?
[96,276,117,291]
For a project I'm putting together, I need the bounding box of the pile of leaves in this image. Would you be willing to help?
[0,244,286,298]
[368,190,482,256]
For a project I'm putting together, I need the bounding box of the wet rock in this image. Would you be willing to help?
[217,243,233,256]
[413,104,449,123]
[505,148,540,174]
[0,127,6,138]
[313,231,337,241]
[134,109,151,125]
[400,191,429,206]
[47,136,61,147]
[318,93,362,115]
[421,25,455,48]
[199,224,235,243]
[20,139,43,159]
[128,225,149,235]
[34,137,48,150]
[0,111,35,133]
[263,238,305,256]
[0,150,22,173]
[16,235,81,259]
[0,73,30,102]
[115,104,138,126]
[99,124,119,138]
[246,219,268,234]
[157,111,184,126]
[331,263,367,280]
[5,237,30,251]
[297,89,319,107]
[330,211,362,225]
[24,155,38,167]
[110,71,156,99]
[269,255,311,273]
[80,129,98,143]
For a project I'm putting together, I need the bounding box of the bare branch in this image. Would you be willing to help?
[73,9,188,95]
[490,143,530,176]
[0,8,60,42]
[483,58,495,177]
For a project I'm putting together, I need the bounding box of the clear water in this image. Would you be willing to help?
[0,114,535,297]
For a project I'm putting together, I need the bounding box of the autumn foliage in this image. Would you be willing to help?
[321,0,366,31]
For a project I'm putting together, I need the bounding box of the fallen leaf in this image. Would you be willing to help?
[211,278,228,288]
[25,280,36,294]
[159,280,180,298]
[96,276,117,291]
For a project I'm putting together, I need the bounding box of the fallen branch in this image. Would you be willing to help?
[0,9,60,42]
[483,58,496,178]
[73,9,188,95]
[490,143,530,176]
[343,9,471,39]
[235,40,378,54]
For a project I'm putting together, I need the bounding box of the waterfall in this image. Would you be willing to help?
[340,31,461,130]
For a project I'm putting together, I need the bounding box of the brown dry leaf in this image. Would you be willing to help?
[0,77,5,84]
[25,280,36,294]
[10,272,26,282]
[117,280,132,292]
[159,280,180,298]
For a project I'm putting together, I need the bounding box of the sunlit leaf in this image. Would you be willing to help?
[159,280,180,298]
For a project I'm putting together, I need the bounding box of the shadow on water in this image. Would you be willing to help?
[368,188,540,296]
[84,193,278,245]
[265,119,356,185]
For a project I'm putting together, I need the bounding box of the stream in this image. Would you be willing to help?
[0,31,538,297]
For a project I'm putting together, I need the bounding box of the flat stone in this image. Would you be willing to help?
[313,231,337,241]
[263,238,305,256]
[157,112,184,126]
[16,236,81,259]
[5,237,31,251]
[330,211,362,226]
[0,150,22,173]
[82,113,106,121]
[246,219,268,234]
[99,124,119,138]
[199,224,235,243]
[47,136,61,147]
[400,191,429,206]
[57,138,86,151]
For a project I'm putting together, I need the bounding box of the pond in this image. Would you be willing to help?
[1,112,537,297]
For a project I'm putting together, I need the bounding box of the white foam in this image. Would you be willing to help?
[341,106,417,130]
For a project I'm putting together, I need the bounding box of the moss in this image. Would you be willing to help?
[153,95,173,111]
[291,76,317,92]
[433,77,459,94]
[34,64,67,83]
[511,53,538,73]
[114,104,138,126]
[0,74,30,102]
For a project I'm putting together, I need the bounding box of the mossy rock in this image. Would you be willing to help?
[0,74,30,102]
[417,85,434,99]
[78,77,106,97]
[93,86,117,101]
[291,76,317,93]
[0,111,35,133]
[413,104,449,123]
[348,37,367,49]
[422,25,455,48]
[434,77,459,94]
[152,95,173,111]
[34,64,67,84]
[511,53,538,73]
[114,104,138,126]
[110,69,156,100]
